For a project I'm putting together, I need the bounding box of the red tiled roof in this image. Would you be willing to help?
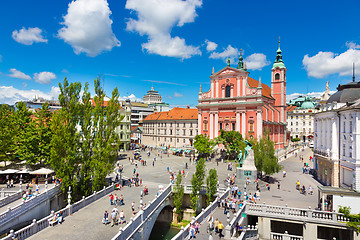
[91,99,122,109]
[287,105,296,112]
[247,77,272,99]
[143,107,198,121]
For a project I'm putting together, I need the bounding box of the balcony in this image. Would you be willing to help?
[314,149,329,157]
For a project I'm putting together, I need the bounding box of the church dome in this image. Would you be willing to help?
[301,101,314,109]
[327,81,360,104]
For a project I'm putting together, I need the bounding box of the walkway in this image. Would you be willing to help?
[27,184,157,240]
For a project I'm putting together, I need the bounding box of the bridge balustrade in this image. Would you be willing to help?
[112,184,173,240]
[245,203,350,224]
[270,231,304,240]
[1,184,114,240]
[172,187,230,240]
[0,189,23,208]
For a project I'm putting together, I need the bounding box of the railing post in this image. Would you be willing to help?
[31,219,38,234]
[262,202,267,213]
[307,206,313,219]
[9,230,15,239]
[94,191,97,201]
[7,206,11,217]
[283,230,290,240]
[82,196,86,208]
[332,211,337,222]
[284,204,289,216]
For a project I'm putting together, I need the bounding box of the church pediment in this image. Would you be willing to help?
[212,66,245,77]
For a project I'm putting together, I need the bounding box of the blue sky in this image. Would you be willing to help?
[1,0,360,106]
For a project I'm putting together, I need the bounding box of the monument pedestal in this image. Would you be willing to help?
[236,149,257,193]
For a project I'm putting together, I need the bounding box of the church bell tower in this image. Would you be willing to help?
[271,40,287,123]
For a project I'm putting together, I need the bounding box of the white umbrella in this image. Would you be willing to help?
[29,168,54,175]
[0,169,20,174]
[18,169,31,174]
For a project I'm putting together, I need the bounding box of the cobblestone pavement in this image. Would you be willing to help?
[22,146,318,240]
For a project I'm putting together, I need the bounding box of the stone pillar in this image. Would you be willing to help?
[210,112,214,139]
[303,222,317,240]
[215,112,219,138]
[211,80,214,98]
[241,111,246,137]
[257,109,263,139]
[198,112,202,135]
[216,80,219,98]
[237,77,240,96]
[236,111,240,131]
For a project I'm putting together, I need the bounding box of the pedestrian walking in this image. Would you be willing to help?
[218,221,224,238]
[277,181,280,189]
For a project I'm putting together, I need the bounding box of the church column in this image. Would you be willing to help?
[211,80,214,98]
[237,77,240,96]
[241,111,246,137]
[215,112,219,137]
[198,112,202,134]
[215,80,219,98]
[257,109,263,139]
[210,112,214,139]
[236,111,240,131]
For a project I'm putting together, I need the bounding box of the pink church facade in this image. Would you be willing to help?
[197,44,287,149]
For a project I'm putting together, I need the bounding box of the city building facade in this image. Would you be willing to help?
[287,96,317,142]
[314,79,360,191]
[124,101,154,127]
[197,44,287,149]
[18,97,61,112]
[143,87,170,112]
[142,107,198,148]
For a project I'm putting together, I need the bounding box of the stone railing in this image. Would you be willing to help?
[180,185,207,194]
[270,231,303,240]
[245,203,350,225]
[225,203,247,238]
[313,149,329,158]
[238,225,258,240]
[171,187,230,240]
[0,185,61,227]
[0,189,20,198]
[1,184,115,240]
[112,183,173,240]
[0,189,23,208]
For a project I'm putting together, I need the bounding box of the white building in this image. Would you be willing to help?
[124,101,154,127]
[314,80,360,191]
[287,96,317,142]
[142,107,198,148]
[143,87,170,112]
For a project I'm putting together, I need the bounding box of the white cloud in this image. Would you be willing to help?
[12,27,48,45]
[174,92,184,97]
[346,41,360,49]
[205,39,217,52]
[34,72,56,84]
[303,42,360,78]
[118,94,142,102]
[209,45,238,63]
[286,91,336,103]
[125,0,202,59]
[245,53,270,70]
[8,68,31,80]
[58,0,120,57]
[0,86,60,105]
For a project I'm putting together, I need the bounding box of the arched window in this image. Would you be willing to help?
[275,73,280,80]
[225,85,231,97]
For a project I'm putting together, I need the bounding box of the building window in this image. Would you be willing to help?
[177,123,179,127]
[164,123,166,127]
[303,122,305,126]
[350,146,352,158]
[232,123,235,131]
[350,121,353,133]
[158,130,160,135]
[183,129,186,136]
[275,73,280,80]
[296,128,298,132]
[225,85,231,97]
[183,139,185,143]
[275,127,278,133]
[225,123,230,131]
[343,144,346,156]
[164,129,166,135]
[190,130,193,136]
[291,122,293,126]
[296,122,298,126]
[219,123,223,130]
[190,123,193,128]
[291,116,293,119]
[170,130,172,135]
[177,138,179,143]
[164,137,166,142]
[204,122,208,131]
[170,138,172,142]
[343,122,346,133]
[170,123,172,127]
[158,137,160,141]
[249,123,254,132]
[296,116,298,119]
[177,130,179,135]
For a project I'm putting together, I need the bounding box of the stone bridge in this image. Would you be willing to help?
[0,185,62,236]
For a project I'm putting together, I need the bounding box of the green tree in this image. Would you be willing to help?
[206,168,218,205]
[18,102,52,165]
[217,130,246,160]
[13,102,32,164]
[0,105,15,166]
[90,78,122,192]
[339,206,360,233]
[50,78,83,200]
[173,170,184,222]
[190,158,206,212]
[194,134,215,158]
[253,133,281,177]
